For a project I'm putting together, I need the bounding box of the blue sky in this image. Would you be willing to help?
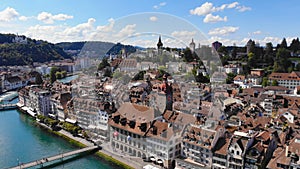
[0,0,299,47]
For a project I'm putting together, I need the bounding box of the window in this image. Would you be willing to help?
[237,151,240,155]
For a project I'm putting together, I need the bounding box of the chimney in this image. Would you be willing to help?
[286,145,289,157]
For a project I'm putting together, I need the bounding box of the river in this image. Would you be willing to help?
[0,107,117,168]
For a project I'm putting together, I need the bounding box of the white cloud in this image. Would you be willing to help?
[96,18,114,32]
[153,2,167,9]
[37,12,73,24]
[149,16,158,22]
[227,2,239,9]
[190,2,240,16]
[63,18,95,36]
[0,7,19,22]
[203,14,227,23]
[253,30,262,35]
[171,30,196,37]
[208,26,239,36]
[171,30,197,45]
[236,6,251,12]
[19,16,28,21]
[114,24,136,38]
[190,2,215,16]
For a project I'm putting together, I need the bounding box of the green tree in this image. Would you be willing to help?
[35,73,43,85]
[290,38,300,53]
[275,48,292,72]
[226,73,236,84]
[264,42,274,65]
[103,68,112,77]
[272,80,278,86]
[280,38,288,49]
[247,52,256,68]
[55,71,62,79]
[50,67,58,83]
[261,77,269,87]
[61,70,67,78]
[98,58,110,70]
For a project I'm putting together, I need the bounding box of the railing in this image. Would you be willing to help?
[8,146,99,169]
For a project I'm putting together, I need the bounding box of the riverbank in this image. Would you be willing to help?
[34,119,136,169]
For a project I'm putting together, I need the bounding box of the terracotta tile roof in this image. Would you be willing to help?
[269,71,300,81]
[214,137,230,155]
[265,86,289,91]
[115,102,154,122]
[183,126,217,149]
[234,75,245,81]
[256,131,271,142]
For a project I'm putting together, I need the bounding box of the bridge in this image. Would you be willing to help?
[9,146,99,169]
[0,103,17,111]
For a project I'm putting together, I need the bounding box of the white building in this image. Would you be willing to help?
[268,71,300,90]
[29,86,51,116]
[109,103,195,169]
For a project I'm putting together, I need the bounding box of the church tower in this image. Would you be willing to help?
[189,38,195,53]
[157,35,163,55]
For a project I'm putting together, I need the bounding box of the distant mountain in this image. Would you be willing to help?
[56,41,115,58]
[0,33,72,66]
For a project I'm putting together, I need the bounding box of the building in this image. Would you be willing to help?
[251,69,264,77]
[157,36,163,55]
[189,39,195,53]
[118,59,137,72]
[50,92,72,121]
[181,125,224,168]
[28,86,51,116]
[109,102,195,169]
[219,64,243,74]
[212,41,222,51]
[268,71,300,90]
[227,131,255,169]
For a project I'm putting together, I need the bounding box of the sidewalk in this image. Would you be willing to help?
[58,129,151,169]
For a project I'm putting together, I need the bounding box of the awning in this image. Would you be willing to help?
[27,109,36,117]
[48,114,56,118]
[65,118,77,124]
[150,157,156,161]
[157,159,163,164]
[16,103,24,107]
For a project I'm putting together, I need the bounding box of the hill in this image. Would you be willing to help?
[56,41,115,58]
[0,33,71,66]
[106,42,136,55]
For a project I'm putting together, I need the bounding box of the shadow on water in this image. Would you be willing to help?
[40,154,90,169]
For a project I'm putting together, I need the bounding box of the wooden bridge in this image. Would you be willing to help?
[9,146,99,169]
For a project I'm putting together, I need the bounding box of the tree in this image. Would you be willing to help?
[272,80,278,86]
[275,48,292,72]
[280,38,288,49]
[290,38,300,53]
[247,52,256,68]
[264,42,274,65]
[226,73,236,84]
[103,68,112,77]
[35,73,43,85]
[55,71,62,79]
[50,67,58,83]
[261,77,269,87]
[231,46,237,59]
[61,70,67,78]
[98,58,110,70]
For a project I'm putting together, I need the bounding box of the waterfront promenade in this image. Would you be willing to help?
[58,130,163,169]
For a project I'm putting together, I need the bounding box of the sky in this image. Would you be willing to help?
[0,0,299,47]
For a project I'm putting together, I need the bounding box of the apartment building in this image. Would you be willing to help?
[269,71,300,90]
[109,102,195,169]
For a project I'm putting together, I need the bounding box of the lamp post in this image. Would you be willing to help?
[17,158,21,169]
